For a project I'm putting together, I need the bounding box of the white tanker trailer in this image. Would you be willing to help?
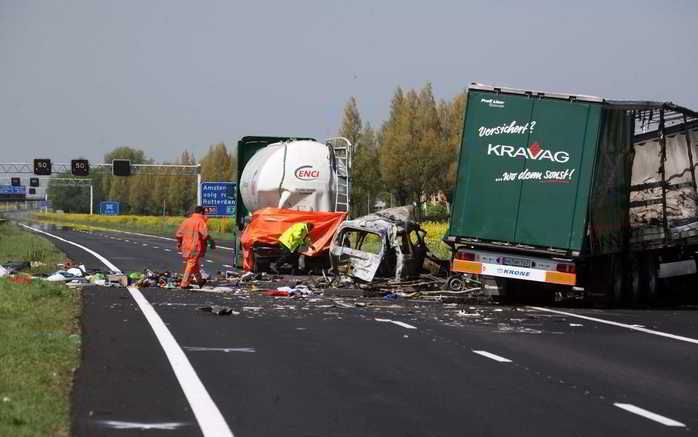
[239,138,351,214]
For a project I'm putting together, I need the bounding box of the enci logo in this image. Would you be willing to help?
[294,165,320,180]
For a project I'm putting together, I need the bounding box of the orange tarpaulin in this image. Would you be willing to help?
[240,208,347,271]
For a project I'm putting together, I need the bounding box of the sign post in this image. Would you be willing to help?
[200,182,237,217]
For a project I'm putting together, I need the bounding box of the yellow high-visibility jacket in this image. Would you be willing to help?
[278,223,311,252]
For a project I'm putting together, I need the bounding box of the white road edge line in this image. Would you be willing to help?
[529,306,698,345]
[127,286,234,436]
[374,318,417,330]
[613,403,686,427]
[472,350,513,363]
[20,224,121,271]
[19,224,235,437]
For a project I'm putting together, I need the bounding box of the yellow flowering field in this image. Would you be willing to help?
[34,212,235,235]
[420,221,451,259]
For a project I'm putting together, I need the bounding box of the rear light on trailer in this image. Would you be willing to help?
[556,263,576,274]
[455,249,476,261]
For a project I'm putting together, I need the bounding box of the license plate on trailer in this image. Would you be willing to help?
[501,256,532,268]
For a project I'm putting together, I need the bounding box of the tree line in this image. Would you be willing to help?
[339,83,466,217]
[48,143,236,215]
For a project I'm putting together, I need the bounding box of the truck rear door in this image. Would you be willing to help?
[449,88,603,252]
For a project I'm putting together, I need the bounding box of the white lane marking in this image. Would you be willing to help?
[374,318,417,330]
[184,347,255,353]
[127,287,234,436]
[164,249,172,252]
[223,264,233,268]
[142,243,148,246]
[529,306,698,345]
[613,403,686,427]
[81,227,235,251]
[205,260,213,263]
[472,350,513,363]
[153,246,159,249]
[20,224,120,271]
[99,421,188,430]
[20,225,235,437]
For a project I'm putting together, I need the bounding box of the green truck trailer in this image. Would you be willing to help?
[447,83,698,303]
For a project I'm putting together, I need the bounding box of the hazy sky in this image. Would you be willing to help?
[1,0,697,164]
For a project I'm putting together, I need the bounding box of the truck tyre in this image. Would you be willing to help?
[592,255,624,306]
[643,254,660,305]
[494,278,514,303]
[628,255,642,306]
[609,254,625,306]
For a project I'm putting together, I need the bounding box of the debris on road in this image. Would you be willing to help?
[3,261,31,272]
[197,305,235,316]
[8,275,32,285]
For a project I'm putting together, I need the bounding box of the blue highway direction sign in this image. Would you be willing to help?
[201,182,237,217]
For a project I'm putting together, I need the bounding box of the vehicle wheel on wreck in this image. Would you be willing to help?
[446,275,467,291]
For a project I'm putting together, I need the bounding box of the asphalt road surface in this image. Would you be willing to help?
[19,223,698,436]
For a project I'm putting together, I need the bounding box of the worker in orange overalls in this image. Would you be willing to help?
[176,206,215,288]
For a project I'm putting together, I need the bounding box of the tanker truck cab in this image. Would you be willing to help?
[447,83,698,304]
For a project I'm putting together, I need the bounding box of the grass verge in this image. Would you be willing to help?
[0,222,80,437]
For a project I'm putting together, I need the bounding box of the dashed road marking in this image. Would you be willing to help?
[20,225,235,437]
[77,227,236,252]
[164,249,172,252]
[184,347,255,353]
[613,403,685,427]
[98,420,188,430]
[472,350,512,363]
[205,260,213,263]
[223,264,233,268]
[529,306,698,345]
[374,318,417,330]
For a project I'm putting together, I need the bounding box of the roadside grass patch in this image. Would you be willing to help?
[0,223,66,275]
[0,222,80,436]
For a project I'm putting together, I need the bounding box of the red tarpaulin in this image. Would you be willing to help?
[240,208,347,271]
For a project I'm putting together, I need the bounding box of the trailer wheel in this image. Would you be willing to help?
[593,255,624,306]
[609,254,625,306]
[628,255,642,306]
[643,254,660,304]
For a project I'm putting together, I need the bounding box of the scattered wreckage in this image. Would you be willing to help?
[1,206,482,303]
[238,205,480,293]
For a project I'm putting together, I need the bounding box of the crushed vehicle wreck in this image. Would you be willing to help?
[329,206,447,282]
